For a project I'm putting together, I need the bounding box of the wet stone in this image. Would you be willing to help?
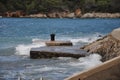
[30,46,88,59]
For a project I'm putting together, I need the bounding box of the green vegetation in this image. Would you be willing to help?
[0,0,120,14]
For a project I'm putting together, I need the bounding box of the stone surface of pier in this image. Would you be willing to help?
[45,41,73,46]
[30,46,88,59]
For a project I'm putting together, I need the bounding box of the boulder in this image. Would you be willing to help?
[81,13,95,18]
[81,28,120,62]
[47,13,56,18]
[66,13,75,18]
[59,12,67,18]
[4,12,11,17]
[4,11,25,17]
[74,9,82,17]
[29,13,47,18]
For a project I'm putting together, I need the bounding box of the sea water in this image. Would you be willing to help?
[0,18,120,80]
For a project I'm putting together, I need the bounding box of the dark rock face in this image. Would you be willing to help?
[81,34,120,62]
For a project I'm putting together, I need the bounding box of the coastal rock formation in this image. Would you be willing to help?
[74,9,82,17]
[2,9,120,18]
[4,11,25,17]
[81,28,120,62]
[25,12,120,18]
[81,13,120,18]
[29,13,47,18]
[66,13,75,18]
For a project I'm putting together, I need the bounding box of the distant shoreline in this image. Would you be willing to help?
[25,13,120,18]
[1,12,120,18]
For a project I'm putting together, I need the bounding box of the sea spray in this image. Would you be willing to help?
[67,54,102,69]
[0,54,102,80]
[78,54,102,69]
[15,41,45,56]
[70,33,103,45]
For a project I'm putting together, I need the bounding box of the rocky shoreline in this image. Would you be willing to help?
[1,9,120,18]
[81,28,120,62]
[81,13,120,18]
[25,12,120,18]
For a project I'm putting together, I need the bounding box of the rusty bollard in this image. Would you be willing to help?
[50,33,55,41]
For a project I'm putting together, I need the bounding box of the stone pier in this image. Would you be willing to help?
[30,46,88,59]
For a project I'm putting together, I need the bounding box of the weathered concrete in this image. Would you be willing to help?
[65,55,120,80]
[45,41,73,46]
[81,28,120,61]
[30,46,87,59]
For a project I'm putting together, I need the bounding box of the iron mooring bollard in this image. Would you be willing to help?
[50,33,55,41]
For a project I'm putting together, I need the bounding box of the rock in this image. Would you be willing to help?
[60,12,67,18]
[74,9,82,17]
[81,13,120,18]
[81,28,120,62]
[47,13,56,18]
[4,11,25,17]
[4,12,11,17]
[81,13,95,18]
[3,10,120,18]
[55,12,63,18]
[66,13,75,18]
[29,13,47,18]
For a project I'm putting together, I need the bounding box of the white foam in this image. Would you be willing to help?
[58,57,73,60]
[15,40,45,56]
[70,37,92,44]
[34,66,65,72]
[32,38,47,44]
[71,34,103,44]
[68,54,102,69]
[55,33,104,45]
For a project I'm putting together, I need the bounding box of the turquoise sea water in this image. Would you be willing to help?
[0,18,120,80]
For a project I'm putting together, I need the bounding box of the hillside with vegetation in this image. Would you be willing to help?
[0,0,120,17]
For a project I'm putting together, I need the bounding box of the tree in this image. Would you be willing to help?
[0,0,120,14]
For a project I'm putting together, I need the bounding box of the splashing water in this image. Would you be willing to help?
[15,42,45,56]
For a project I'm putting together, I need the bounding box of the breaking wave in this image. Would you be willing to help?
[15,40,45,56]
[67,54,102,69]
